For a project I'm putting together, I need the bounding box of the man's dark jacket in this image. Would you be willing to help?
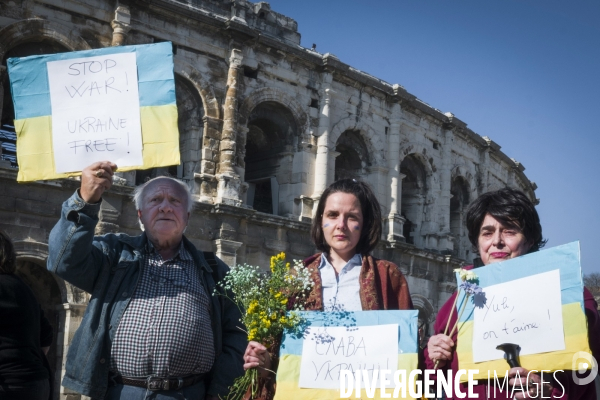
[47,191,246,398]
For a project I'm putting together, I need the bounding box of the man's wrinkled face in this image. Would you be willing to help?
[138,179,190,242]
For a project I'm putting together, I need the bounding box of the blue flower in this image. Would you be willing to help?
[460,281,483,295]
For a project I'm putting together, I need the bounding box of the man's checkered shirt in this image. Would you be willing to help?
[110,242,215,377]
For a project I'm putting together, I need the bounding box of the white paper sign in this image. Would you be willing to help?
[47,53,143,173]
[472,269,565,363]
[299,324,398,389]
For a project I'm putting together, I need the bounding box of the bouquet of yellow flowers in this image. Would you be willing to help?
[214,252,313,400]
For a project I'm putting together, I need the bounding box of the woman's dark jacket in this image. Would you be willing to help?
[0,274,53,384]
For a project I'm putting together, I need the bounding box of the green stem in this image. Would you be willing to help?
[222,368,258,400]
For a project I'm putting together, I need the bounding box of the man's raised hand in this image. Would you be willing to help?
[80,161,118,204]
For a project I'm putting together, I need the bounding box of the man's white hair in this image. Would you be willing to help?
[132,176,193,230]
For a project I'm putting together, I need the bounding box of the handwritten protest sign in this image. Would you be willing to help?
[454,241,592,382]
[47,53,143,172]
[274,310,418,400]
[472,269,565,362]
[7,42,180,182]
[299,324,398,389]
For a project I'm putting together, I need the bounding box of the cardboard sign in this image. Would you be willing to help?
[299,324,398,389]
[275,310,418,400]
[472,269,565,362]
[7,42,180,181]
[47,52,143,172]
[454,241,592,381]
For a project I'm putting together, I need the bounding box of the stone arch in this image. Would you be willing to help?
[329,117,383,167]
[398,142,436,176]
[451,165,477,200]
[238,89,308,216]
[173,58,220,120]
[135,59,220,185]
[334,129,371,181]
[450,166,478,260]
[238,87,308,136]
[411,294,434,346]
[0,19,92,58]
[450,173,471,260]
[399,145,434,247]
[12,241,69,303]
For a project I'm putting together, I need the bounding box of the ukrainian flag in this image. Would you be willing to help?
[7,42,179,182]
[275,310,419,400]
[455,241,593,381]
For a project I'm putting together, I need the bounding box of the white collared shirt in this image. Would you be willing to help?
[319,253,363,311]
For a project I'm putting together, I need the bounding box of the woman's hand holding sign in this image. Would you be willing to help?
[80,161,118,203]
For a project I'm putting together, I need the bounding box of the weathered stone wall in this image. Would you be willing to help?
[0,1,538,398]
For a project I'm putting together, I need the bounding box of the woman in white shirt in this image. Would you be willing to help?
[242,179,414,400]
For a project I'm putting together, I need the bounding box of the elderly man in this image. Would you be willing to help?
[47,161,246,399]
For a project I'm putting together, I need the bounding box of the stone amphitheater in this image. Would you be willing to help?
[0,1,537,398]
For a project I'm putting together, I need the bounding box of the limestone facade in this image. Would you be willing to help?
[0,1,537,398]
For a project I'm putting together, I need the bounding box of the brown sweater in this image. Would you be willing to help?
[246,253,413,400]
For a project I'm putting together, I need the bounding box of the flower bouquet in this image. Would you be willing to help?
[214,252,313,400]
[434,268,482,369]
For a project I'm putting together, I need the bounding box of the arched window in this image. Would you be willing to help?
[1,41,69,168]
[400,154,428,246]
[334,130,370,181]
[243,101,297,215]
[411,294,434,348]
[135,75,204,184]
[450,176,471,260]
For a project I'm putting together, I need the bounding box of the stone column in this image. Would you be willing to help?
[385,103,405,242]
[95,196,122,235]
[441,125,453,232]
[213,239,243,267]
[194,116,223,202]
[311,73,333,207]
[326,149,340,189]
[480,148,490,192]
[220,49,243,175]
[481,136,499,193]
[436,124,454,252]
[216,49,244,206]
[111,6,131,47]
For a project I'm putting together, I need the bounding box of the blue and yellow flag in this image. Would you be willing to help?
[7,42,179,181]
[275,310,419,400]
[455,241,592,381]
